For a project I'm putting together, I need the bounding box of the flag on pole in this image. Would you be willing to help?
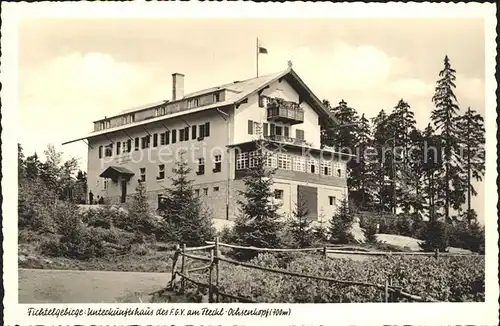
[257,39,268,54]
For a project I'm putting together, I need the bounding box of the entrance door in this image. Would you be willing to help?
[120,180,127,203]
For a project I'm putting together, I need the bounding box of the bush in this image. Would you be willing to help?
[449,220,485,254]
[218,226,235,244]
[56,224,106,260]
[419,220,450,252]
[188,253,484,303]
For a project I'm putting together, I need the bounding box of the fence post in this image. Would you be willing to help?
[434,248,439,260]
[388,277,393,302]
[215,237,220,303]
[384,279,389,303]
[169,244,180,290]
[322,246,327,258]
[208,249,215,303]
[180,243,186,293]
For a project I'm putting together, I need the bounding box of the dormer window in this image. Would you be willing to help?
[188,98,200,109]
[105,120,111,129]
[213,93,220,103]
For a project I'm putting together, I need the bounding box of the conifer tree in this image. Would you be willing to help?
[431,55,462,222]
[233,143,283,259]
[389,99,417,214]
[455,107,485,222]
[350,113,374,209]
[328,199,355,244]
[160,151,215,246]
[371,109,393,212]
[286,194,314,248]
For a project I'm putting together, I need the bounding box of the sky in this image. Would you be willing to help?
[18,18,486,220]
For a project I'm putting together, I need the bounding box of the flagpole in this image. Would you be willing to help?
[256,37,259,77]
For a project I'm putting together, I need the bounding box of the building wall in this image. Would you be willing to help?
[232,79,321,148]
[87,108,233,204]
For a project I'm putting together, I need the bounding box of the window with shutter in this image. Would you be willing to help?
[153,134,158,147]
[192,125,197,139]
[263,123,268,136]
[171,129,177,143]
[205,122,210,137]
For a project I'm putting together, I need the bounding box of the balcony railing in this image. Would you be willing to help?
[265,134,309,147]
[267,98,304,125]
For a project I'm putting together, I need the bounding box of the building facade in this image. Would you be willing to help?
[64,68,349,223]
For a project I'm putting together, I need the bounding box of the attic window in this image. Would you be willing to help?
[213,93,220,103]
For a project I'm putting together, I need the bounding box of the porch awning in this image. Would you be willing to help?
[99,166,135,181]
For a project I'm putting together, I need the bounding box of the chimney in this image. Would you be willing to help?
[172,73,185,100]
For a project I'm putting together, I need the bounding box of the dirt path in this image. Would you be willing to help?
[18,268,171,303]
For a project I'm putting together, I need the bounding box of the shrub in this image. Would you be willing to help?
[190,253,484,303]
[419,220,450,252]
[56,224,106,260]
[218,226,235,244]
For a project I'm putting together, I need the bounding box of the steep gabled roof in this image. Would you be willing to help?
[63,68,338,145]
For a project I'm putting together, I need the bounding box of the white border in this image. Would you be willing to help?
[2,2,498,326]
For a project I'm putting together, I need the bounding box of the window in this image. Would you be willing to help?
[213,155,222,173]
[171,129,177,143]
[321,160,332,176]
[127,139,132,152]
[213,93,220,103]
[248,120,254,134]
[334,162,344,178]
[116,141,121,155]
[194,189,200,196]
[307,158,318,174]
[284,126,289,137]
[153,134,158,147]
[157,164,165,180]
[141,136,151,149]
[270,123,276,136]
[258,95,264,107]
[236,152,248,170]
[329,196,337,206]
[165,130,170,145]
[213,186,220,192]
[249,151,259,168]
[277,153,291,170]
[98,146,103,159]
[105,120,111,129]
[184,127,189,141]
[204,122,210,137]
[263,123,269,136]
[197,158,205,175]
[266,153,277,168]
[293,156,306,172]
[179,128,185,142]
[198,124,205,139]
[105,144,113,157]
[274,189,284,200]
[135,138,139,151]
[155,106,166,116]
[203,188,208,195]
[122,141,127,154]
[140,168,146,182]
[275,126,283,136]
[191,125,197,140]
[296,129,305,140]
[103,179,109,190]
[160,133,166,145]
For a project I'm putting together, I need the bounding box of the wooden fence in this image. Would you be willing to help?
[164,238,471,303]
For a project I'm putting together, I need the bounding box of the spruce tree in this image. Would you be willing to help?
[328,199,355,244]
[160,151,215,246]
[371,109,393,212]
[389,99,417,214]
[233,143,283,259]
[286,194,314,248]
[431,55,462,222]
[350,113,374,209]
[321,99,361,204]
[456,107,485,222]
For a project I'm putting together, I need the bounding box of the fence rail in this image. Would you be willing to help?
[165,238,447,303]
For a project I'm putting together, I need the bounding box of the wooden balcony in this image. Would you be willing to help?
[267,98,304,125]
[264,134,308,147]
